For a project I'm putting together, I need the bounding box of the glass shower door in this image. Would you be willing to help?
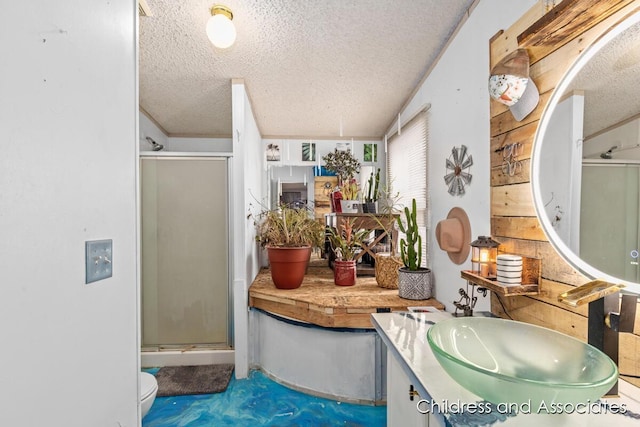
[580,163,640,282]
[141,157,230,347]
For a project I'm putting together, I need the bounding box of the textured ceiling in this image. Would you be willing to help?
[565,18,640,139]
[139,0,476,138]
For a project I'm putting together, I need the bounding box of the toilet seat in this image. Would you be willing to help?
[141,372,158,400]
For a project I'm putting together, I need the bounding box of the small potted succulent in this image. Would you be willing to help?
[396,198,432,299]
[327,217,370,286]
[255,205,325,289]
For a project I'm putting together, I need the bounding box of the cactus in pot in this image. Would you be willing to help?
[396,198,432,299]
[397,198,422,270]
[363,168,380,213]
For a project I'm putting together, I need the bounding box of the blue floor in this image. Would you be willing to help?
[143,369,386,427]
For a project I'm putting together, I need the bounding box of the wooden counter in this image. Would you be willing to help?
[249,260,444,329]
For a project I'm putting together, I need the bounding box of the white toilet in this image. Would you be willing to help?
[140,372,158,419]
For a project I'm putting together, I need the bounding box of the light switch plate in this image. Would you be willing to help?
[85,239,113,284]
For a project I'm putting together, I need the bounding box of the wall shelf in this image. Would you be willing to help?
[461,255,541,296]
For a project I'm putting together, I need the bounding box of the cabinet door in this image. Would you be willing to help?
[387,350,428,427]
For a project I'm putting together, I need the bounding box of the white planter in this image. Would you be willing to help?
[340,200,360,213]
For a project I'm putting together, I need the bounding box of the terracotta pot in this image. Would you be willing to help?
[267,246,312,289]
[334,260,357,286]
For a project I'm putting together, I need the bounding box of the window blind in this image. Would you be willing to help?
[387,111,430,268]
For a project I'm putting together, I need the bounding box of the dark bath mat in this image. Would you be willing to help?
[155,364,234,397]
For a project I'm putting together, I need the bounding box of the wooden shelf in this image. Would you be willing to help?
[461,255,541,296]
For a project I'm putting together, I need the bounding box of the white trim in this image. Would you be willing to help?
[141,350,235,367]
[386,103,431,139]
[139,152,233,158]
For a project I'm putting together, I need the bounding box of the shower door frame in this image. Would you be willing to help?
[140,152,234,351]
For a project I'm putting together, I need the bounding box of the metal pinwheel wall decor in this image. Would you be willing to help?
[444,145,473,196]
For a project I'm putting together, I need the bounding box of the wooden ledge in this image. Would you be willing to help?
[249,262,444,329]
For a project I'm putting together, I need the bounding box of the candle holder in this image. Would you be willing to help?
[470,236,500,279]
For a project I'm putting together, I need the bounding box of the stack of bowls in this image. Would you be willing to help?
[497,254,522,286]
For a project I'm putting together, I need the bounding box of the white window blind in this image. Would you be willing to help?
[387,111,429,268]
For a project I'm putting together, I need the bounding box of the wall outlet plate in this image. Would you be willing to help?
[85,239,113,284]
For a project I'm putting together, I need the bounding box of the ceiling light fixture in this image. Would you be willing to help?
[206,5,236,49]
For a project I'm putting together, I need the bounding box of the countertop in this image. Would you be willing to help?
[248,259,444,328]
[371,311,640,426]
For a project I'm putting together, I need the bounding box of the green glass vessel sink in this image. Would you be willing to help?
[427,317,618,406]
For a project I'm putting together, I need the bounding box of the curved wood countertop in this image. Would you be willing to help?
[249,259,445,329]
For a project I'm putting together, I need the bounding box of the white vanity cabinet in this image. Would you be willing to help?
[374,312,640,427]
[387,349,448,427]
[387,349,428,426]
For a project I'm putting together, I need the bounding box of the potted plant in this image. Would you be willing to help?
[396,198,432,299]
[322,148,361,213]
[339,178,360,213]
[255,205,325,289]
[327,217,370,286]
[363,168,380,213]
[371,181,403,289]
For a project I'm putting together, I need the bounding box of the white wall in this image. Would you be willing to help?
[540,94,584,252]
[583,118,640,160]
[252,311,380,403]
[163,136,231,152]
[139,112,232,152]
[400,0,537,313]
[139,112,169,152]
[243,89,264,306]
[0,1,139,426]
[269,166,314,209]
[231,81,264,378]
[262,138,384,210]
[263,138,383,168]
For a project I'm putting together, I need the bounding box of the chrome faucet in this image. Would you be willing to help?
[558,280,637,396]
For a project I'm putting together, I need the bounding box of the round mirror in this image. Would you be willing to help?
[532,11,640,295]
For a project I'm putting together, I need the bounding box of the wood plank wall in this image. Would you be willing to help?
[489,0,640,386]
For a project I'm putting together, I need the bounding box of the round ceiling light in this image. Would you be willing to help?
[206,5,236,49]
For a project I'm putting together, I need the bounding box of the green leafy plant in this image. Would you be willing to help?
[364,143,378,162]
[396,199,422,270]
[327,217,370,261]
[322,148,361,184]
[255,205,325,249]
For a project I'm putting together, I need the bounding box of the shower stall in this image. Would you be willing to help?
[580,159,640,282]
[140,154,231,351]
